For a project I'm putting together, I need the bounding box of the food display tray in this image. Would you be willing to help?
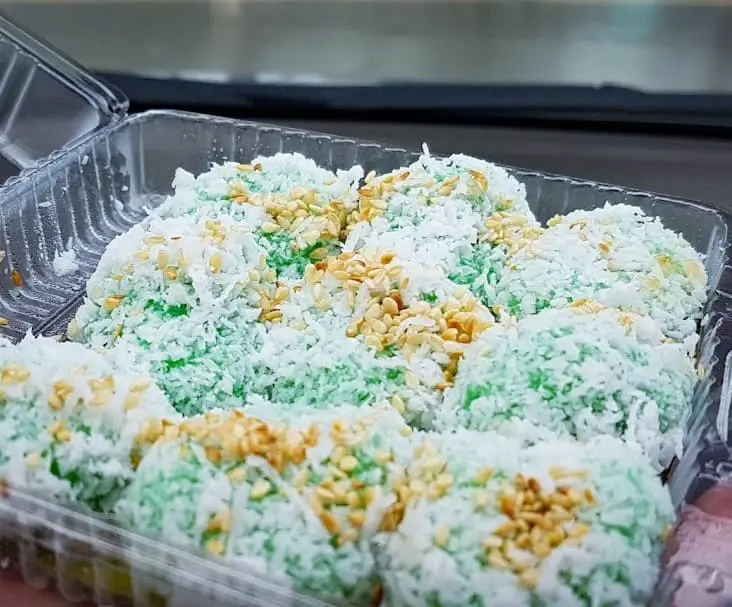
[0,110,730,606]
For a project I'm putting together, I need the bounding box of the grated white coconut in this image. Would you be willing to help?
[0,334,177,512]
[437,307,697,471]
[116,405,412,604]
[374,429,674,607]
[5,152,707,604]
[493,203,707,340]
[71,213,270,416]
[344,146,535,279]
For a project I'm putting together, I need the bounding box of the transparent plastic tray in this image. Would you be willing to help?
[0,109,729,606]
[0,12,127,186]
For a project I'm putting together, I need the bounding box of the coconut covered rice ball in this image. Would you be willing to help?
[344,148,535,279]
[257,249,495,426]
[116,406,412,604]
[493,203,707,340]
[0,335,177,512]
[437,306,697,471]
[373,429,674,607]
[70,214,275,416]
[156,153,363,279]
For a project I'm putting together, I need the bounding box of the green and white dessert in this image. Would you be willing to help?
[0,335,176,512]
[260,249,495,426]
[374,430,674,607]
[344,148,536,281]
[438,307,697,471]
[157,153,363,279]
[493,203,707,339]
[71,214,271,416]
[116,405,412,604]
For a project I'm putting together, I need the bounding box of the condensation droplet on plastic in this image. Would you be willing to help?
[698,566,725,593]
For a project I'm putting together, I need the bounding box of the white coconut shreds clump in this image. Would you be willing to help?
[344,147,535,279]
[0,334,177,513]
[373,430,674,607]
[156,154,363,280]
[494,203,708,340]
[257,250,495,426]
[437,307,697,471]
[70,214,271,416]
[115,406,411,604]
[245,322,442,427]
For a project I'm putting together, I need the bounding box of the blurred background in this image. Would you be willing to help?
[2,0,731,204]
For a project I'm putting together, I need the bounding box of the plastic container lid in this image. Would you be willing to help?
[0,12,128,184]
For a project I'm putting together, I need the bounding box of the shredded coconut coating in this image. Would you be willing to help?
[1,151,706,605]
[157,154,363,280]
[116,406,411,604]
[344,148,535,279]
[374,430,674,607]
[71,214,272,416]
[494,203,707,339]
[0,335,176,512]
[438,307,697,471]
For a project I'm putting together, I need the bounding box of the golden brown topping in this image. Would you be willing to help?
[482,472,596,581]
[1,365,30,385]
[89,376,115,407]
[10,270,22,287]
[206,509,233,534]
[205,539,225,556]
[481,212,543,256]
[250,479,272,501]
[103,295,125,312]
[568,299,603,315]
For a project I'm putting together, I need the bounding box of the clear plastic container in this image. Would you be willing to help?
[0,13,127,185]
[0,109,729,606]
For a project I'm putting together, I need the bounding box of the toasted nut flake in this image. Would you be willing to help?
[390,394,406,414]
[321,512,340,535]
[348,510,366,528]
[10,270,22,287]
[47,393,63,411]
[567,523,591,539]
[482,536,503,549]
[250,479,272,500]
[261,222,280,234]
[474,490,490,510]
[434,524,451,548]
[206,539,225,556]
[0,317,8,326]
[473,467,494,485]
[487,550,511,570]
[518,568,540,590]
[56,429,72,443]
[2,365,30,385]
[103,295,124,311]
[339,455,359,473]
[206,509,233,534]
